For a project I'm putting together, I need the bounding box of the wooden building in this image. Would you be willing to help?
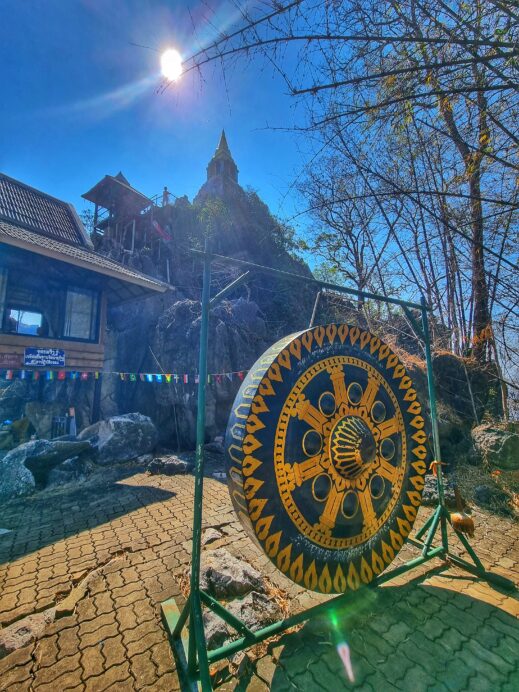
[0,173,169,373]
[82,172,174,281]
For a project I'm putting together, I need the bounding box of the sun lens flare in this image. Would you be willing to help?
[161,48,183,81]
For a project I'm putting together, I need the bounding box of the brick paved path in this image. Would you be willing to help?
[0,463,517,691]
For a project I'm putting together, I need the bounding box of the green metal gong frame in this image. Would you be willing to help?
[161,245,514,691]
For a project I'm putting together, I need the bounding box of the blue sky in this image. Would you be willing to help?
[0,0,308,226]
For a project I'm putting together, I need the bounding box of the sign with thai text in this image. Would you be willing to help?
[24,348,66,368]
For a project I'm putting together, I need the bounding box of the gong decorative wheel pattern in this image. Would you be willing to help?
[225,325,429,594]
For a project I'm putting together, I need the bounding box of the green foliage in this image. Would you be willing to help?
[244,188,297,255]
[196,198,231,240]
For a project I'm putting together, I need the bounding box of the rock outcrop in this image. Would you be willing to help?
[200,548,263,599]
[78,412,158,465]
[0,438,92,499]
[472,422,519,470]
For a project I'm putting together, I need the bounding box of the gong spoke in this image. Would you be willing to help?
[378,458,398,483]
[359,486,377,529]
[294,395,327,433]
[316,484,343,533]
[378,416,399,439]
[360,375,379,411]
[328,367,348,405]
[291,455,327,486]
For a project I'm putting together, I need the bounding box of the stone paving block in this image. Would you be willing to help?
[101,636,127,668]
[76,598,98,624]
[84,662,133,692]
[80,622,120,650]
[34,634,59,668]
[32,652,81,687]
[111,582,143,603]
[81,643,106,679]
[126,629,164,659]
[57,625,81,658]
[93,590,115,616]
[133,599,157,625]
[79,612,117,637]
[130,649,157,687]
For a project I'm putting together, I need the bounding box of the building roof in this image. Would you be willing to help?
[0,220,169,305]
[0,172,90,247]
[82,173,152,212]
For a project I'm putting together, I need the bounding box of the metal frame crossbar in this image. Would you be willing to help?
[161,245,514,691]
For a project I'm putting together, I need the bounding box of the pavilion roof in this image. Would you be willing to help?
[82,173,152,212]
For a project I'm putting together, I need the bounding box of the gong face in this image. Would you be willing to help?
[225,325,428,594]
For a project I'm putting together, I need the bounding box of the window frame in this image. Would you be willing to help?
[0,268,101,344]
[61,286,101,343]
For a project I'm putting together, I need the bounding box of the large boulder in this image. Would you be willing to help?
[0,448,35,499]
[78,412,158,465]
[472,422,519,471]
[0,439,93,497]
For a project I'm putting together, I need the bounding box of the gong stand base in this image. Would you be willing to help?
[162,503,514,691]
[161,248,515,691]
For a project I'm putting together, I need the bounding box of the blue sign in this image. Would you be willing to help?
[24,348,66,368]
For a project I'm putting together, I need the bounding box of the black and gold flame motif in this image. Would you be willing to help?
[225,325,429,593]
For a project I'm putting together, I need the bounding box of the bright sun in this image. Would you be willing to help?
[161,48,183,81]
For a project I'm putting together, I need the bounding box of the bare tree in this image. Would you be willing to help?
[172,0,518,387]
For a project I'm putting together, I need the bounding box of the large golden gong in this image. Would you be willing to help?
[225,325,429,594]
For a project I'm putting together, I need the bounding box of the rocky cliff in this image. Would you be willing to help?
[100,167,316,448]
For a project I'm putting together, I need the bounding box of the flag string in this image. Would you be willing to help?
[0,368,248,384]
